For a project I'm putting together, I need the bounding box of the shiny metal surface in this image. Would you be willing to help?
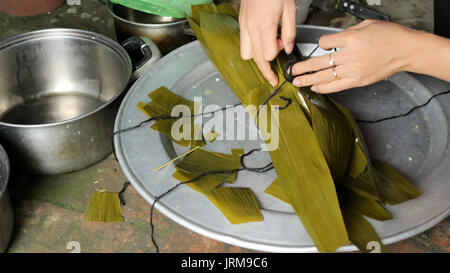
[0,29,132,175]
[106,0,193,55]
[115,25,450,252]
[0,144,13,253]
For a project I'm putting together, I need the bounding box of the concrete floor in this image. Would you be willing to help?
[0,0,448,253]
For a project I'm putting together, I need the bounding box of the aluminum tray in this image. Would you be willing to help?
[114,25,450,252]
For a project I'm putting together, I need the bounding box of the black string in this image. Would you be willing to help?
[255,45,321,119]
[118,181,131,206]
[355,90,450,124]
[112,102,242,137]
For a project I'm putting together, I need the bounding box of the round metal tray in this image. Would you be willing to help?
[114,25,450,252]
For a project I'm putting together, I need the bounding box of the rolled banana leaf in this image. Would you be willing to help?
[190,4,348,252]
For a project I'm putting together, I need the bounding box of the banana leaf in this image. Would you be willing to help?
[172,169,223,194]
[331,100,387,202]
[137,87,206,147]
[372,159,421,205]
[175,148,243,183]
[343,170,381,201]
[264,178,290,204]
[84,192,124,223]
[206,187,263,224]
[306,90,354,183]
[191,5,349,252]
[341,206,386,253]
[339,186,393,221]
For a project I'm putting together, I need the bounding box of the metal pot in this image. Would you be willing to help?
[0,29,160,175]
[106,0,194,55]
[0,144,13,253]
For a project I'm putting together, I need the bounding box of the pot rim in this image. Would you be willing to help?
[106,0,188,28]
[0,28,133,129]
[0,144,10,199]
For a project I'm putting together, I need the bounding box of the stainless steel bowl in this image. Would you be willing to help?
[0,29,133,175]
[106,0,194,55]
[0,144,13,253]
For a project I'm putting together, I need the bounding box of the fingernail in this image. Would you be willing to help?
[293,78,300,87]
[285,43,294,54]
[270,80,277,87]
[311,86,317,92]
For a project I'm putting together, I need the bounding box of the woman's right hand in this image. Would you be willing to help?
[239,0,297,87]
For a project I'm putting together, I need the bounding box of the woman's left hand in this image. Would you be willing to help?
[291,20,419,93]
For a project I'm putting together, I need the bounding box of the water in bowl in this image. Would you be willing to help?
[1,93,106,125]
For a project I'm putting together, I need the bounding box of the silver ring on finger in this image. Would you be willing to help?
[328,53,335,67]
[332,66,338,79]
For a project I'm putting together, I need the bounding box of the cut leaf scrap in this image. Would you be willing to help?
[137,86,206,147]
[264,178,290,204]
[84,192,124,223]
[206,187,263,224]
[175,148,243,183]
[172,169,223,194]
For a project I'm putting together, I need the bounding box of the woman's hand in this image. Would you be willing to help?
[239,0,297,87]
[291,20,422,93]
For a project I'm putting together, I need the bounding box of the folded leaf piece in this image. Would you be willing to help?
[137,86,205,147]
[264,178,290,204]
[175,148,243,183]
[206,187,263,224]
[172,169,223,194]
[84,192,124,223]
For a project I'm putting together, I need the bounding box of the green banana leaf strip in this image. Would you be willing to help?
[372,159,421,205]
[306,91,354,183]
[192,5,349,252]
[206,187,263,224]
[264,178,290,204]
[344,170,381,201]
[175,148,243,183]
[339,186,393,221]
[347,141,368,178]
[137,87,206,147]
[172,169,223,194]
[331,99,379,197]
[341,206,386,253]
